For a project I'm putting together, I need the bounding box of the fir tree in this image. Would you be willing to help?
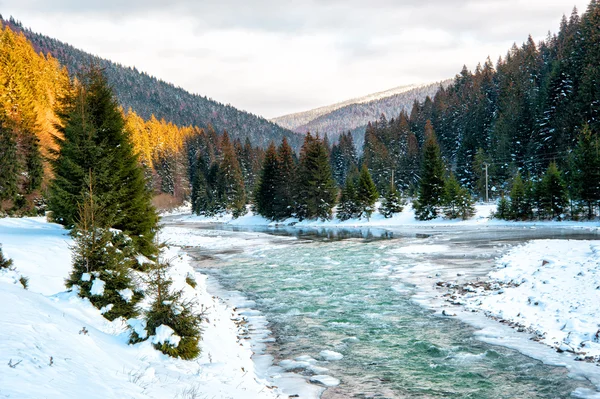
[274,137,296,220]
[337,175,360,221]
[443,173,475,220]
[356,164,379,219]
[137,259,203,360]
[571,125,600,219]
[508,173,533,220]
[217,132,246,218]
[414,121,446,220]
[0,118,18,204]
[495,195,511,220]
[538,162,568,219]
[296,133,337,220]
[254,143,279,220]
[380,183,405,218]
[21,130,43,194]
[48,67,158,256]
[66,174,142,321]
[0,244,13,269]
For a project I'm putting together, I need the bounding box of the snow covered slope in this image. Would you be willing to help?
[0,217,291,399]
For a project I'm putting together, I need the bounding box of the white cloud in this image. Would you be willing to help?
[0,0,590,118]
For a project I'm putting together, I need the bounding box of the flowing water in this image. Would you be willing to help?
[183,224,600,398]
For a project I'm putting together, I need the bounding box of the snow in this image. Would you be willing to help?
[0,217,293,399]
[90,278,106,296]
[458,240,600,363]
[319,350,344,361]
[118,288,134,302]
[309,375,341,387]
[151,324,181,347]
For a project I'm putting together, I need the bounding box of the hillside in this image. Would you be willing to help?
[1,17,301,149]
[272,80,452,137]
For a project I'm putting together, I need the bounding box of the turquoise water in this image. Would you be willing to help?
[202,235,595,398]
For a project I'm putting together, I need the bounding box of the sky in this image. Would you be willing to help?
[0,0,591,119]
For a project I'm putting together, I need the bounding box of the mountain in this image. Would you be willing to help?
[272,80,452,137]
[1,17,301,150]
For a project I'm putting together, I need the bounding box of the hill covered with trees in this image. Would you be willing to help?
[0,16,301,151]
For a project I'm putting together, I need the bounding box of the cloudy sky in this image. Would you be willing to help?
[0,0,590,118]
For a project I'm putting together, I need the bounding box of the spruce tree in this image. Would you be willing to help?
[66,175,142,321]
[538,162,568,219]
[137,259,203,360]
[443,173,475,220]
[414,121,446,220]
[572,125,600,219]
[296,133,337,220]
[380,183,405,218]
[21,129,43,194]
[356,164,379,219]
[274,137,296,220]
[0,118,18,204]
[217,132,246,218]
[337,176,360,221]
[495,195,510,220]
[48,67,158,256]
[191,155,210,215]
[508,173,532,220]
[254,143,279,220]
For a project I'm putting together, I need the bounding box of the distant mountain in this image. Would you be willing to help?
[272,81,453,138]
[2,17,301,149]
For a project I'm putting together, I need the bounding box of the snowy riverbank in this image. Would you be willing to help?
[0,217,296,399]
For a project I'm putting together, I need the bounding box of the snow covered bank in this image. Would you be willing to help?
[0,217,289,399]
[170,202,600,230]
[453,240,600,363]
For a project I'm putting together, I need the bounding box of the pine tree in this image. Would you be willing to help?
[137,259,203,360]
[48,67,158,256]
[274,137,296,220]
[356,164,379,219]
[0,118,18,204]
[21,129,43,194]
[443,173,475,220]
[380,183,405,218]
[572,125,600,219]
[254,143,279,220]
[337,177,360,221]
[217,132,246,218]
[508,173,533,220]
[66,174,142,321]
[495,195,510,220]
[538,162,568,219]
[0,244,13,269]
[296,133,338,220]
[414,121,446,220]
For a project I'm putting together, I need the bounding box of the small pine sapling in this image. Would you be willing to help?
[0,245,13,269]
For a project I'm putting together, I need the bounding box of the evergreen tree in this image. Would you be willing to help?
[48,67,158,256]
[191,155,210,215]
[0,118,18,204]
[274,137,296,220]
[66,175,142,321]
[572,125,600,219]
[443,173,475,220]
[356,164,379,219]
[414,121,446,220]
[495,195,511,220]
[0,244,13,269]
[337,177,360,221]
[538,162,568,219]
[21,130,43,194]
[254,143,279,220]
[217,132,246,218]
[380,183,405,218]
[136,259,203,360]
[296,133,338,220]
[508,173,533,220]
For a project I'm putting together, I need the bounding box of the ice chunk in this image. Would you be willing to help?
[320,350,343,361]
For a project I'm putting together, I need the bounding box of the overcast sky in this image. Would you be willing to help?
[0,0,590,118]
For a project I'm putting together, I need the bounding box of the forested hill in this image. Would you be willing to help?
[1,17,301,149]
[273,80,452,137]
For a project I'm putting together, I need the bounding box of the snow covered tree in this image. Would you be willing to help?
[274,137,296,220]
[414,121,446,220]
[443,173,475,220]
[356,164,379,219]
[380,183,405,218]
[296,133,337,220]
[66,175,142,321]
[48,67,158,256]
[217,132,246,218]
[136,259,203,360]
[538,162,568,219]
[337,174,360,221]
[495,195,511,220]
[0,244,13,269]
[571,125,600,219]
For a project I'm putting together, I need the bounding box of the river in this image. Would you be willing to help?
[167,221,600,398]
